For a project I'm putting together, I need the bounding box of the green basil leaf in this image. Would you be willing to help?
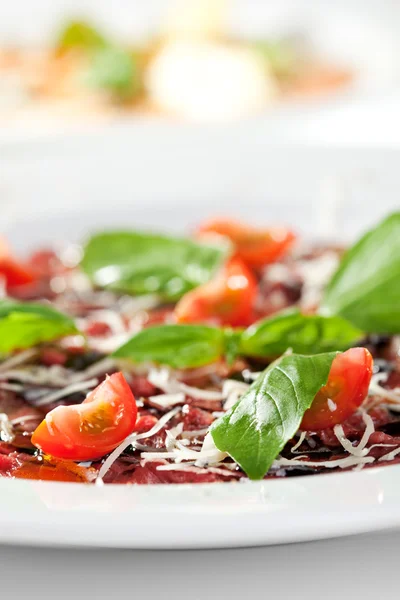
[81,231,230,300]
[211,351,337,479]
[223,328,244,365]
[322,212,400,333]
[240,309,363,357]
[113,324,225,369]
[85,46,142,100]
[57,20,106,51]
[0,300,78,354]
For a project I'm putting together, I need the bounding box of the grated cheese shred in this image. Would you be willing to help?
[0,413,14,443]
[148,367,223,401]
[32,378,99,406]
[333,412,375,458]
[96,406,181,484]
[0,348,37,373]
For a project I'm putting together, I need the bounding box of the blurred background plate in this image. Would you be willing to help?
[1,0,400,145]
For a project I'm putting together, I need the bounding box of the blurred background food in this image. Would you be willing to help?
[0,0,398,133]
[1,0,400,229]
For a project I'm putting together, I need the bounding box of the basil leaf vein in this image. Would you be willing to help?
[211,352,337,479]
[81,231,230,301]
[0,300,78,354]
[322,212,400,333]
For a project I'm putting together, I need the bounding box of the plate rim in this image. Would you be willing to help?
[1,463,400,548]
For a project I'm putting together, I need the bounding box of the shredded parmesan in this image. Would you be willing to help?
[0,366,71,386]
[197,432,228,466]
[241,369,262,382]
[222,379,249,410]
[368,372,400,404]
[148,392,185,409]
[178,382,223,401]
[86,310,126,335]
[296,252,340,310]
[291,431,307,453]
[0,382,24,392]
[96,406,181,484]
[155,463,237,478]
[70,357,116,383]
[0,413,14,443]
[0,348,37,373]
[165,423,184,451]
[148,367,223,401]
[327,398,337,412]
[378,447,400,462]
[118,294,161,316]
[141,446,226,465]
[333,412,375,458]
[32,378,99,406]
[11,415,41,426]
[181,428,209,439]
[275,412,382,471]
[86,333,131,354]
[140,431,228,468]
[177,363,223,381]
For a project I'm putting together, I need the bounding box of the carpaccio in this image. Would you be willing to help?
[0,235,399,485]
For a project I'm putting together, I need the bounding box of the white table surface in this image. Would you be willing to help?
[0,529,398,599]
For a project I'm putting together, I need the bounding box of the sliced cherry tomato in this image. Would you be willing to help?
[0,237,35,288]
[175,257,257,327]
[197,218,295,269]
[300,348,373,431]
[31,372,137,461]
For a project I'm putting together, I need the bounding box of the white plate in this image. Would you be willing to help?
[1,144,400,548]
[0,466,400,549]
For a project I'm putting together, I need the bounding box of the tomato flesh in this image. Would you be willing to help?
[175,257,257,327]
[0,237,35,288]
[197,218,295,268]
[31,372,137,460]
[300,348,373,431]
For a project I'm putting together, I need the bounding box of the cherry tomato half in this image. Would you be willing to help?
[300,348,373,431]
[0,237,35,288]
[197,218,295,269]
[31,372,137,461]
[175,257,257,327]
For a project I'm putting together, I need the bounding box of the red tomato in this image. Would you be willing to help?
[0,237,35,287]
[175,257,257,327]
[31,372,138,460]
[300,348,373,431]
[197,218,295,268]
